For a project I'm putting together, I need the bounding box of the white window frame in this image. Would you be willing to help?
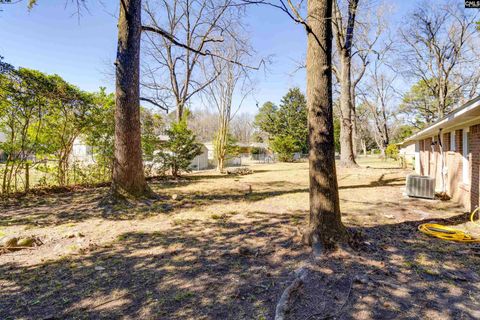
[450,131,456,151]
[463,128,470,185]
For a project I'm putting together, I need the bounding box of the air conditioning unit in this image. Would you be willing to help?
[406,175,435,199]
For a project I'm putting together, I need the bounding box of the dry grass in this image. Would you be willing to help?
[1,157,479,319]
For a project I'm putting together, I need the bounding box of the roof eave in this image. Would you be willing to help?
[402,95,480,144]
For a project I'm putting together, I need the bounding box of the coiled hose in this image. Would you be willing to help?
[418,207,480,243]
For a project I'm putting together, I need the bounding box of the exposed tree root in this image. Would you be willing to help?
[275,266,309,320]
[339,160,360,168]
[99,184,160,210]
[301,226,352,256]
[99,188,131,208]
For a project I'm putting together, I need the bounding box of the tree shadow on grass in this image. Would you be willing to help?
[285,212,480,319]
[0,172,409,228]
[338,173,405,190]
[1,210,480,319]
[0,214,308,320]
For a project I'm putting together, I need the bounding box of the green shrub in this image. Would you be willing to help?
[250,147,262,155]
[270,135,299,162]
[385,144,399,160]
[158,118,202,177]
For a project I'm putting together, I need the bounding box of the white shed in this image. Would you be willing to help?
[204,142,215,160]
[189,144,209,170]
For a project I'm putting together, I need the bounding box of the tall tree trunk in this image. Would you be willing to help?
[339,54,358,167]
[351,86,358,157]
[176,101,184,122]
[112,0,149,197]
[215,123,228,173]
[303,0,348,250]
[24,162,30,192]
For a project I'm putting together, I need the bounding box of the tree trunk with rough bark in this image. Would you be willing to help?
[303,0,349,250]
[112,0,150,197]
[361,139,367,157]
[339,54,357,167]
[176,101,185,122]
[333,0,359,168]
[215,122,228,173]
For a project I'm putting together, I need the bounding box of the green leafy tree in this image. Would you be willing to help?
[275,88,308,153]
[0,67,53,193]
[400,79,461,130]
[159,118,202,178]
[254,101,278,136]
[399,80,439,129]
[38,74,95,186]
[214,131,240,172]
[392,125,415,144]
[254,88,308,154]
[270,135,300,162]
[84,88,116,181]
[140,107,164,162]
[385,144,399,160]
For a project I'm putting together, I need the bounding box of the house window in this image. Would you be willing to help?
[463,128,470,185]
[450,131,455,151]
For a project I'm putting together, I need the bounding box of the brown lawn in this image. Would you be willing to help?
[1,157,479,319]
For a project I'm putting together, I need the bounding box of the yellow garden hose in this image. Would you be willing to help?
[418,207,480,243]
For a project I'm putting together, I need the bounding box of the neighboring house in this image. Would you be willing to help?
[204,142,215,160]
[203,141,268,166]
[71,137,95,165]
[72,135,210,171]
[402,95,480,211]
[204,141,241,167]
[189,144,209,170]
[398,142,416,166]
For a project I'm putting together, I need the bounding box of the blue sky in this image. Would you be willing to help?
[0,0,418,114]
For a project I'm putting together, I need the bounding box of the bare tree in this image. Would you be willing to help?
[230,112,254,143]
[203,36,253,172]
[331,0,391,166]
[358,45,398,156]
[331,0,360,167]
[239,0,349,250]
[399,0,480,119]
[188,107,219,142]
[25,0,259,199]
[111,0,151,198]
[141,0,244,120]
[355,103,375,156]
[304,0,349,249]
[349,1,389,154]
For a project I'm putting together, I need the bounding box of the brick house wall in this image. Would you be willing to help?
[443,132,450,152]
[470,125,480,210]
[422,137,432,176]
[419,140,425,175]
[449,129,469,210]
[417,127,475,211]
[409,96,480,211]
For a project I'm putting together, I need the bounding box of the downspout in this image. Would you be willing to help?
[438,129,446,194]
